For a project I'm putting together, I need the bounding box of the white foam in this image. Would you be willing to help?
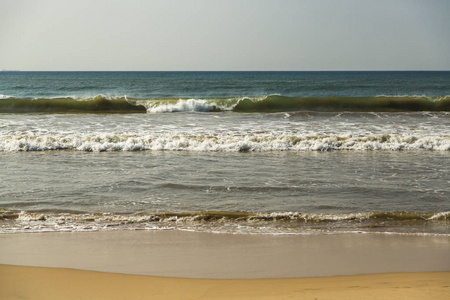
[0,132,449,152]
[4,210,449,235]
[147,99,216,113]
[428,211,450,220]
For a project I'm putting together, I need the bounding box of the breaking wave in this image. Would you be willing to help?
[232,95,450,112]
[138,95,450,113]
[1,133,449,151]
[146,99,222,113]
[1,209,448,235]
[1,95,449,113]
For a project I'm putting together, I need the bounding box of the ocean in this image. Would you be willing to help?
[0,71,449,235]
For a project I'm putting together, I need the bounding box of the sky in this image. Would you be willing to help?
[1,0,449,71]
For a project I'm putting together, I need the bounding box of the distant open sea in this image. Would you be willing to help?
[0,71,449,235]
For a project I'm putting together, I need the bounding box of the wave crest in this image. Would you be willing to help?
[131,95,450,113]
[0,95,147,113]
[147,99,220,113]
[234,95,450,112]
[1,209,448,234]
[2,95,449,114]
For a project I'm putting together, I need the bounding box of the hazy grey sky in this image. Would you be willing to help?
[1,0,449,71]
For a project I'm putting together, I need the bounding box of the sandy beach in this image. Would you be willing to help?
[3,0,450,298]
[1,264,449,300]
[1,231,449,299]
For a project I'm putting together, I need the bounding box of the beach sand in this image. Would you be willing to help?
[2,265,449,300]
[1,231,449,299]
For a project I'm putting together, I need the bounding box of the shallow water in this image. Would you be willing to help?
[1,151,448,235]
[1,71,449,235]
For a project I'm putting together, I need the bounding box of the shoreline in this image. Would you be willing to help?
[1,230,449,299]
[1,230,449,278]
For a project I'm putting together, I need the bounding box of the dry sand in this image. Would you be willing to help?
[1,265,449,300]
[1,230,449,299]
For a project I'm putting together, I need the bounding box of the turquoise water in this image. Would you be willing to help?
[0,72,449,235]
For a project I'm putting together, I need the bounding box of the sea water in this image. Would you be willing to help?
[0,71,449,235]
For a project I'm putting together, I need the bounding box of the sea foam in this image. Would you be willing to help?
[1,133,449,152]
[2,209,448,235]
[147,99,217,113]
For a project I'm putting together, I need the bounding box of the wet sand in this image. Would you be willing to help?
[1,231,449,278]
[1,231,449,299]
